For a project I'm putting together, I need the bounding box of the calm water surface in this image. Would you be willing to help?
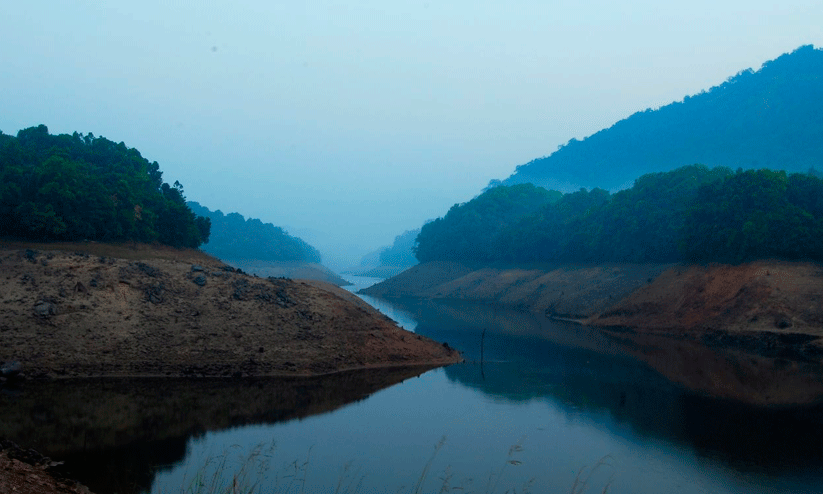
[2,275,822,493]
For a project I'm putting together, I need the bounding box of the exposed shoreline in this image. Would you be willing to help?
[0,439,92,494]
[0,242,460,381]
[361,260,823,364]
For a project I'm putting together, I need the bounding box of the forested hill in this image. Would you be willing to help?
[500,45,823,191]
[379,228,420,268]
[415,184,562,263]
[416,166,823,265]
[0,125,209,248]
[187,202,321,263]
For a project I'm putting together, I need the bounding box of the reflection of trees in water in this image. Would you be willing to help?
[0,367,434,494]
[445,352,823,475]
[402,296,823,477]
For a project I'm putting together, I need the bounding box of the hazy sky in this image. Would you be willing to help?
[2,1,821,269]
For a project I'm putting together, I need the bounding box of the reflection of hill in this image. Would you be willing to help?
[381,297,823,475]
[602,330,823,405]
[383,297,620,359]
[445,361,823,475]
[390,297,823,405]
[0,367,435,494]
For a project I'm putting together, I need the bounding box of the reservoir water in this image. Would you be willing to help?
[2,275,822,493]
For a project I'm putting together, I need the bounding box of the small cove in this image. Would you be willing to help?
[1,275,822,493]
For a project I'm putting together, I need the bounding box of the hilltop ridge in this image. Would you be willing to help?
[500,45,823,191]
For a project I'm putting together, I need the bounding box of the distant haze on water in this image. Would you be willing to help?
[2,1,821,269]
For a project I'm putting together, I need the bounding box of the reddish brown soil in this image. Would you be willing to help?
[590,261,823,336]
[0,244,461,494]
[364,259,823,365]
[0,242,460,379]
[0,441,91,494]
[362,261,675,317]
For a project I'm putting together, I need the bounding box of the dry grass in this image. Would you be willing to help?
[172,439,611,494]
[569,456,614,494]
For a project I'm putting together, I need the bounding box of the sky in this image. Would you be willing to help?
[2,1,821,270]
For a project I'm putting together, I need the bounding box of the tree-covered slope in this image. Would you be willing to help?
[187,202,321,263]
[414,183,562,262]
[501,45,823,191]
[0,125,209,248]
[417,166,823,265]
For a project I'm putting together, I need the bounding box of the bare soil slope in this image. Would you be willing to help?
[0,441,91,494]
[224,259,351,286]
[0,243,459,379]
[591,261,823,336]
[362,261,673,317]
[362,259,823,364]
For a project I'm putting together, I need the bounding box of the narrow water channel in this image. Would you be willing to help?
[1,275,821,493]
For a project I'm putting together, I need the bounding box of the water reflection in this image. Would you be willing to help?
[3,292,823,493]
[384,297,823,476]
[389,297,823,405]
[343,275,419,331]
[0,366,438,494]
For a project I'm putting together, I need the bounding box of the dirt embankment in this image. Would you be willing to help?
[362,260,823,363]
[590,261,823,337]
[361,261,673,317]
[0,440,91,494]
[224,259,351,286]
[0,243,460,379]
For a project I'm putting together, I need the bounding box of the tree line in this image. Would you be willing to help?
[187,201,321,263]
[416,165,823,265]
[0,125,210,248]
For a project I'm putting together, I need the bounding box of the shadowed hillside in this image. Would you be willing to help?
[187,201,321,263]
[500,45,823,191]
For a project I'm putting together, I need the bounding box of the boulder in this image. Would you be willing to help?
[0,361,22,378]
[33,301,56,318]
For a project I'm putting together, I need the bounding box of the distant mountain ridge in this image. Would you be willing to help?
[345,228,420,278]
[378,228,420,268]
[500,45,823,191]
[187,201,321,263]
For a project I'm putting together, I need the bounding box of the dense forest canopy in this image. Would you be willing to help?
[417,166,823,265]
[501,45,823,191]
[187,202,321,263]
[0,125,209,248]
[680,169,823,263]
[414,184,562,262]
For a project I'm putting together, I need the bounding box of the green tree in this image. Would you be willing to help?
[0,125,209,247]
